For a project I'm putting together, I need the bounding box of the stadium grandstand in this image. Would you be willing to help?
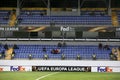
[0,0,120,80]
[0,0,120,60]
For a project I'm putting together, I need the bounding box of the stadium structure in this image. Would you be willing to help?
[0,0,120,80]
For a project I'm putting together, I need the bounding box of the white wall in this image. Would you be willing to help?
[0,60,120,66]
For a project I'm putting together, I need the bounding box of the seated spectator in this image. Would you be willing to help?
[98,43,103,49]
[18,18,22,24]
[57,42,62,47]
[43,47,46,53]
[13,44,19,49]
[0,43,2,47]
[63,42,66,47]
[118,46,120,51]
[12,50,16,55]
[100,12,105,16]
[51,49,55,54]
[89,11,95,16]
[51,48,61,54]
[7,11,11,16]
[4,43,8,50]
[3,17,9,20]
[12,9,16,14]
[103,44,110,50]
[1,50,5,58]
[55,49,61,54]
[40,13,44,16]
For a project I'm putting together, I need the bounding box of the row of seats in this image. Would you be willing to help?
[0,44,116,60]
[0,10,10,25]
[1,10,120,26]
[17,10,112,26]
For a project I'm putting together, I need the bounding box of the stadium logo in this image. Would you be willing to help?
[60,26,70,31]
[10,66,25,71]
[0,67,3,71]
[97,67,112,72]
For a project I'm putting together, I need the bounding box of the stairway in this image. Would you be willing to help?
[117,49,120,61]
[5,48,14,60]
[9,12,16,27]
[111,12,119,27]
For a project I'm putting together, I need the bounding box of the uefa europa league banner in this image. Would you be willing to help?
[32,66,91,72]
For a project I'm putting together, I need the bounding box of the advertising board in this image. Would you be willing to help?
[32,66,91,72]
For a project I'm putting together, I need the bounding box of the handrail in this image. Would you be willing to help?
[0,38,119,42]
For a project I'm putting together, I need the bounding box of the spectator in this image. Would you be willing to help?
[98,43,103,49]
[7,11,11,16]
[12,50,16,55]
[118,46,120,51]
[63,42,66,47]
[18,18,22,24]
[89,11,95,16]
[12,9,16,14]
[4,43,8,50]
[3,17,9,20]
[57,49,61,53]
[40,12,44,16]
[0,43,2,47]
[103,44,110,50]
[51,48,61,54]
[1,50,5,58]
[13,44,19,49]
[57,42,62,47]
[43,47,46,53]
[51,49,55,54]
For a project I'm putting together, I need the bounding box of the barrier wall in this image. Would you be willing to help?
[0,60,120,72]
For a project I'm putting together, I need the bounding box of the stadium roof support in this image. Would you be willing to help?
[108,0,111,16]
[47,0,51,16]
[16,0,20,17]
[78,0,81,16]
[16,0,24,17]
